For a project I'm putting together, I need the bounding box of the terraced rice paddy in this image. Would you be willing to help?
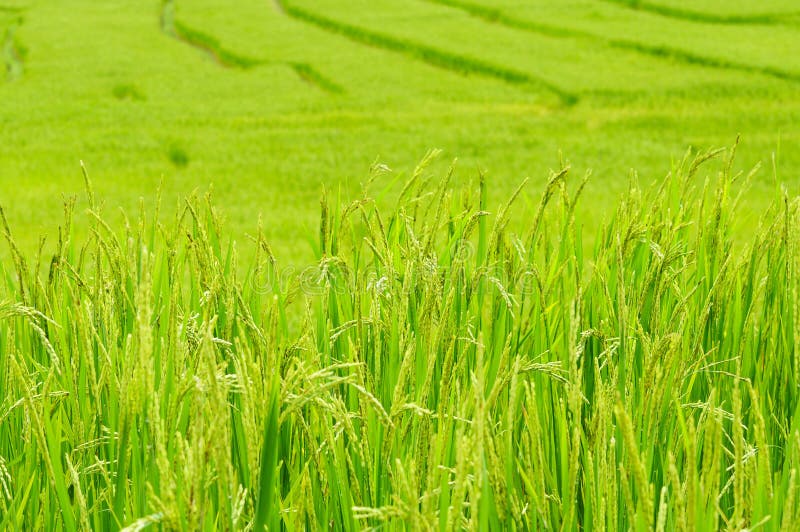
[0,0,798,260]
[2,1,800,530]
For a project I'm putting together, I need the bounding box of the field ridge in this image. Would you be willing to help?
[423,0,800,85]
[276,0,579,106]
[160,1,342,93]
[160,0,262,69]
[287,61,344,94]
[600,0,800,26]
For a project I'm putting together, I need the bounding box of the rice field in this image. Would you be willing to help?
[1,0,799,259]
[2,1,800,530]
[1,146,800,530]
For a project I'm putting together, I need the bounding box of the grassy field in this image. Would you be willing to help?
[3,1,800,530]
[2,149,800,530]
[1,0,799,260]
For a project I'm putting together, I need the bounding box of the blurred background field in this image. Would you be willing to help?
[1,0,798,260]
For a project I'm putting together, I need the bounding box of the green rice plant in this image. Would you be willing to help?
[1,145,799,530]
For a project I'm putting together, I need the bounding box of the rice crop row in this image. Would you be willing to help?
[1,147,799,530]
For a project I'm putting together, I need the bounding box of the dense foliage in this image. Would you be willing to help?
[0,149,798,530]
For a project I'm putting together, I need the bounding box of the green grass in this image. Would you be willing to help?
[0,0,799,262]
[1,148,800,529]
